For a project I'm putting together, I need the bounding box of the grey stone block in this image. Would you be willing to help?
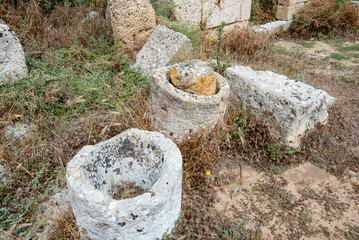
[225,65,335,147]
[66,128,182,240]
[133,25,193,76]
[253,20,293,35]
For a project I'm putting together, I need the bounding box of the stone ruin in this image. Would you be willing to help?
[0,19,27,84]
[150,59,230,140]
[66,128,182,240]
[275,0,309,20]
[225,65,335,148]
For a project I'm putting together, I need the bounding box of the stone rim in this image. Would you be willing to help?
[66,128,182,210]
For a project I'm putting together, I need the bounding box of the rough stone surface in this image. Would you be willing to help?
[225,65,335,147]
[170,60,216,96]
[4,122,31,140]
[0,162,12,187]
[88,11,99,18]
[350,1,359,7]
[151,59,230,140]
[66,128,182,240]
[168,0,251,29]
[134,25,193,76]
[253,20,293,35]
[0,19,27,84]
[106,0,156,49]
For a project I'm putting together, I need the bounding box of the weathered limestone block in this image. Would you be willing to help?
[151,59,230,140]
[106,0,156,49]
[171,0,202,26]
[202,0,242,28]
[168,0,251,28]
[253,20,293,35]
[170,60,216,95]
[134,25,193,76]
[66,128,182,240]
[225,65,335,147]
[0,19,27,84]
[276,2,305,20]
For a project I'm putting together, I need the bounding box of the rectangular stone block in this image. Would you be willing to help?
[225,65,335,148]
[240,0,252,21]
[276,2,304,20]
[172,0,202,27]
[202,0,242,28]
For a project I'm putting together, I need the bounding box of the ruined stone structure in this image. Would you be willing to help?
[150,60,230,140]
[167,0,252,29]
[66,129,182,240]
[225,65,335,148]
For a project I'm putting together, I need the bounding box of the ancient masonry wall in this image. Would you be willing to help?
[170,0,252,29]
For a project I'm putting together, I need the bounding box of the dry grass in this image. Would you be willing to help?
[289,0,359,39]
[0,0,108,51]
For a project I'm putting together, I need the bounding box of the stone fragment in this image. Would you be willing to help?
[350,1,359,7]
[106,0,156,49]
[134,25,193,76]
[4,122,31,140]
[88,11,99,18]
[225,65,335,147]
[0,19,27,85]
[170,60,216,96]
[151,59,230,140]
[0,162,12,187]
[66,128,182,240]
[277,0,307,6]
[276,2,305,20]
[253,20,293,35]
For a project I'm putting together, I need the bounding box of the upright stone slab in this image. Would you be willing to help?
[0,19,27,84]
[225,65,335,147]
[171,0,202,27]
[106,0,156,49]
[133,25,193,76]
[66,128,182,240]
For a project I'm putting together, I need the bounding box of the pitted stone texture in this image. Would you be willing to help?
[134,25,193,76]
[202,0,241,28]
[4,122,31,140]
[106,0,156,49]
[0,19,27,84]
[253,20,293,35]
[171,0,202,26]
[66,128,182,240]
[225,65,335,148]
[151,60,230,140]
[0,162,12,187]
[170,60,216,96]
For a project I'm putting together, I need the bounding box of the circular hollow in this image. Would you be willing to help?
[150,61,230,140]
[66,129,182,240]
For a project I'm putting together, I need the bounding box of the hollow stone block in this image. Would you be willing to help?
[66,128,182,240]
[225,65,335,148]
[134,25,193,76]
[150,59,230,140]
